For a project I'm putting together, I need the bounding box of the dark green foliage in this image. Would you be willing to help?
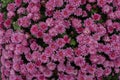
[0,0,14,8]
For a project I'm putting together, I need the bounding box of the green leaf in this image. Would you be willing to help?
[70,39,76,46]
[97,19,104,23]
[107,75,112,80]
[1,0,14,8]
[13,22,21,30]
[91,9,98,15]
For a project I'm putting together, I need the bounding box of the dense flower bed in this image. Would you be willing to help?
[0,0,120,80]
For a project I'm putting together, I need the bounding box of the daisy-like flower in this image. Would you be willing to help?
[92,13,101,21]
[4,19,12,29]
[26,62,37,74]
[47,62,56,70]
[40,53,49,63]
[7,3,16,11]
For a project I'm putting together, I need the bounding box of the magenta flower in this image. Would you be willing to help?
[15,0,22,7]
[82,10,88,17]
[30,41,39,51]
[114,58,120,67]
[43,33,52,44]
[109,52,118,60]
[115,10,120,19]
[74,56,85,67]
[44,47,53,56]
[11,32,25,43]
[31,6,40,13]
[18,16,31,28]
[84,18,94,27]
[36,75,46,80]
[31,51,40,61]
[51,53,58,62]
[2,50,13,59]
[13,62,21,71]
[103,61,113,68]
[115,68,120,73]
[57,63,66,72]
[10,75,22,80]
[77,74,85,80]
[49,28,58,37]
[90,54,99,63]
[53,10,62,19]
[7,3,16,11]
[72,18,82,28]
[7,11,15,18]
[65,65,74,75]
[95,68,104,77]
[43,68,52,77]
[61,9,71,18]
[23,0,30,3]
[84,75,94,80]
[23,47,30,54]
[25,53,32,61]
[27,13,33,19]
[65,48,74,58]
[36,30,43,38]
[40,53,49,63]
[97,0,106,7]
[46,18,54,27]
[55,24,66,34]
[17,7,26,15]
[32,13,41,21]
[45,0,55,11]
[56,38,66,48]
[92,13,101,21]
[104,67,112,76]
[108,12,116,20]
[20,64,28,75]
[4,60,12,69]
[69,0,82,7]
[86,4,92,11]
[4,19,12,29]
[63,35,70,43]
[26,62,37,74]
[47,62,56,70]
[55,0,63,7]
[34,60,41,68]
[102,5,112,13]
[31,0,40,4]
[30,24,39,35]
[21,39,28,46]
[66,4,76,13]
[39,22,48,32]
[87,65,96,75]
[74,8,83,16]
[14,44,24,55]
[56,49,66,61]
[83,27,91,34]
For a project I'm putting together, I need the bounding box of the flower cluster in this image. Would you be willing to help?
[0,0,120,80]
